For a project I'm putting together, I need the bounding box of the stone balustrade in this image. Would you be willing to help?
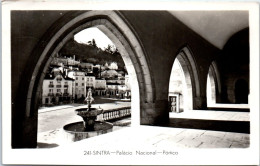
[96,107,131,121]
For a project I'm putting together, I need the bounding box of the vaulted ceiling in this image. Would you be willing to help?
[169,11,249,49]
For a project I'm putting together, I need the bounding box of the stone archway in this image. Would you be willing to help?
[169,46,200,111]
[207,61,221,105]
[25,11,154,144]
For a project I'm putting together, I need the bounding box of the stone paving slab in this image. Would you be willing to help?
[55,126,250,150]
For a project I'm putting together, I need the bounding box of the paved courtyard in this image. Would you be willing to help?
[37,102,250,149]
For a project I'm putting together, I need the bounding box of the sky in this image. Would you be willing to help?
[74,27,115,50]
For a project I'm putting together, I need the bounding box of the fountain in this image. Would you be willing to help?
[63,88,113,142]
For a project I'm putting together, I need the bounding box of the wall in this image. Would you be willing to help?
[218,28,249,103]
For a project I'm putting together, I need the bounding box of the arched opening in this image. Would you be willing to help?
[25,11,154,147]
[169,58,186,112]
[206,61,221,106]
[235,79,249,104]
[38,27,134,146]
[169,47,200,113]
[207,71,216,105]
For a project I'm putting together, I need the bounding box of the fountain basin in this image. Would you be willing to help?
[75,107,104,131]
[63,121,113,142]
[75,108,103,117]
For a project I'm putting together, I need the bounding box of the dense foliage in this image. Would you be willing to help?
[59,39,125,69]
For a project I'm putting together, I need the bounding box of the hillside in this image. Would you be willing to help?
[59,39,125,69]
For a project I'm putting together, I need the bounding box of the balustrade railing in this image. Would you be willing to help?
[96,106,131,121]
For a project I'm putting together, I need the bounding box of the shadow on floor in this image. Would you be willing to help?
[207,107,250,112]
[37,142,59,148]
[169,118,250,134]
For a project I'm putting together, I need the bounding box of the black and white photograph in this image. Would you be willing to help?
[2,1,259,165]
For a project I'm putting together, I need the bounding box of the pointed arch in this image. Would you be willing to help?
[169,46,200,110]
[207,61,222,105]
[25,11,154,126]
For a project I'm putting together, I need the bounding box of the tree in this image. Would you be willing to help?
[105,44,114,54]
[87,39,97,48]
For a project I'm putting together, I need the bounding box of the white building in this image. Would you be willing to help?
[101,69,118,78]
[106,82,120,95]
[106,78,125,85]
[68,70,86,99]
[95,79,107,90]
[42,73,74,105]
[85,73,96,88]
[67,56,80,66]
[51,56,80,66]
[109,62,118,70]
[94,79,107,96]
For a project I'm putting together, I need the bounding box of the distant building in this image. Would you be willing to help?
[42,73,74,105]
[51,56,80,66]
[125,74,131,90]
[85,73,96,88]
[79,62,94,73]
[95,79,106,90]
[106,82,120,96]
[101,69,118,78]
[67,55,80,66]
[106,78,125,85]
[68,70,86,100]
[124,74,131,98]
[94,79,107,96]
[109,62,118,70]
[50,57,67,66]
[94,64,105,71]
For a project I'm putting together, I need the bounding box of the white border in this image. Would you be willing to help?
[2,1,259,165]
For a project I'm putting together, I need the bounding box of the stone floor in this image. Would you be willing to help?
[37,103,251,149]
[32,104,256,165]
[57,125,250,150]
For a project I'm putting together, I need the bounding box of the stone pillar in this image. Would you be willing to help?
[140,100,169,126]
[194,96,207,110]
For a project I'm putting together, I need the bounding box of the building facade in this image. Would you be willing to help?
[42,73,74,105]
[68,70,86,100]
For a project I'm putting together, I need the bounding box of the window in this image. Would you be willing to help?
[82,88,84,91]
[65,82,68,85]
[82,83,84,86]
[49,89,53,93]
[64,89,68,93]
[57,89,61,92]
[50,81,53,85]
[76,77,78,80]
[87,78,89,81]
[82,77,84,80]
[76,83,78,86]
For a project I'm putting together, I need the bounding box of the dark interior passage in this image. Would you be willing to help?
[168,118,250,134]
[235,79,249,104]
